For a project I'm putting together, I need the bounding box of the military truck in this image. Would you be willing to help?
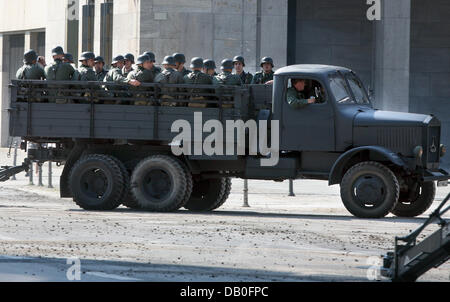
[2,65,449,218]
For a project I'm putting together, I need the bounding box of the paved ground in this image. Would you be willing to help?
[0,148,449,282]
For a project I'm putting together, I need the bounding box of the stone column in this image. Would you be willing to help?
[93,0,102,56]
[374,0,411,112]
[0,34,10,147]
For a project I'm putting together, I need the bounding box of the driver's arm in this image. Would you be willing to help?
[287,88,315,108]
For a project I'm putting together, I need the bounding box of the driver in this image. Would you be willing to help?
[287,79,316,108]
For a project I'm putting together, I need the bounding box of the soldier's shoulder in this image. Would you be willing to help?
[254,71,263,76]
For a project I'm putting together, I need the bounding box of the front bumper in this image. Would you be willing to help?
[422,168,450,182]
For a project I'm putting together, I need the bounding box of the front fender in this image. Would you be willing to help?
[329,146,408,185]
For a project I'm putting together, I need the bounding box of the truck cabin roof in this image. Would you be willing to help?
[275,64,353,79]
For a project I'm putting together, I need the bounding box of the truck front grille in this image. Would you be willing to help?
[376,127,422,156]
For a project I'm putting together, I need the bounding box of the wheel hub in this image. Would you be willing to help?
[143,169,172,201]
[353,175,386,207]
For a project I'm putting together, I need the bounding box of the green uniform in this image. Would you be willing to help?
[151,66,162,78]
[16,63,46,103]
[96,69,108,82]
[45,59,76,103]
[122,67,134,78]
[16,63,46,80]
[181,67,192,77]
[155,68,185,105]
[128,66,155,106]
[286,87,311,109]
[73,65,97,81]
[184,70,213,108]
[237,71,253,85]
[251,70,274,84]
[104,67,130,84]
[213,71,242,108]
[44,59,76,81]
[213,71,242,86]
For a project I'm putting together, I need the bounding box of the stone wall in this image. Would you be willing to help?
[410,0,450,167]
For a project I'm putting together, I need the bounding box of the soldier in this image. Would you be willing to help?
[213,59,242,109]
[127,54,155,106]
[104,55,139,85]
[155,56,185,106]
[16,50,46,80]
[45,46,76,81]
[143,51,162,77]
[123,53,135,78]
[213,59,242,86]
[173,53,192,76]
[287,79,316,108]
[251,57,275,85]
[104,55,140,104]
[94,56,108,82]
[37,56,46,69]
[233,56,253,84]
[184,57,213,108]
[63,53,80,81]
[45,46,76,103]
[74,52,97,81]
[203,59,217,77]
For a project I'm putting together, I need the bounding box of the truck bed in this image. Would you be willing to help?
[9,80,271,143]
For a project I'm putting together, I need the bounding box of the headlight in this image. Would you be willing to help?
[414,146,423,159]
[440,144,446,158]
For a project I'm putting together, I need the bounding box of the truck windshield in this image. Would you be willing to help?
[346,73,371,105]
[329,75,351,104]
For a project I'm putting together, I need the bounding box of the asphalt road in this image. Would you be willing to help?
[0,148,449,282]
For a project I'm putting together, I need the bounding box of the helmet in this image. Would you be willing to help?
[64,53,74,63]
[190,57,204,69]
[162,56,176,66]
[94,56,105,64]
[52,46,64,56]
[136,54,151,65]
[220,59,234,71]
[124,53,135,63]
[79,51,95,62]
[260,56,274,67]
[233,56,246,67]
[24,50,38,64]
[173,53,186,64]
[111,55,125,65]
[203,59,216,70]
[143,51,156,62]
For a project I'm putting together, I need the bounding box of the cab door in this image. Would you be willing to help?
[279,78,335,151]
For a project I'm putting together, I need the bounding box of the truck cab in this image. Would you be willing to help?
[269,65,448,218]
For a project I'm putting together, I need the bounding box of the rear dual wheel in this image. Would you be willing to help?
[130,155,192,212]
[184,177,232,212]
[69,154,125,211]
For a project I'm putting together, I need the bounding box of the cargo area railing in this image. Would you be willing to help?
[10,80,248,109]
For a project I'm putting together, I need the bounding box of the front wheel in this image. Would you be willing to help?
[340,162,399,218]
[391,181,436,217]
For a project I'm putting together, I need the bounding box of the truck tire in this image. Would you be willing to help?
[210,178,232,211]
[391,182,436,218]
[184,177,229,212]
[109,156,141,210]
[178,161,193,208]
[69,154,125,211]
[340,161,399,218]
[131,155,187,212]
